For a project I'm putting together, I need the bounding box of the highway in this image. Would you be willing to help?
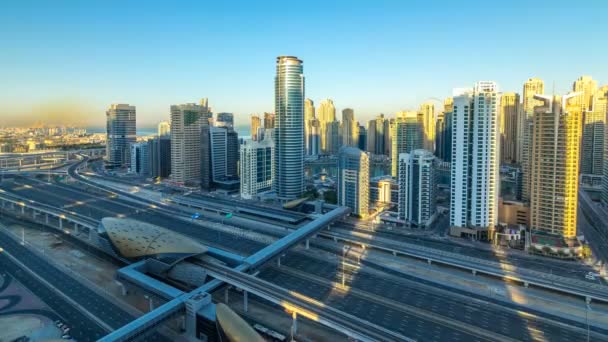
[258,250,607,342]
[0,253,107,342]
[334,221,600,282]
[3,173,607,341]
[0,227,167,342]
[201,260,413,342]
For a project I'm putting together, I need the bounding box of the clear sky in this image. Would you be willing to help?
[1,0,607,128]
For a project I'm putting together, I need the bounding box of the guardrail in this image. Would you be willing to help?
[201,261,413,342]
[321,230,608,303]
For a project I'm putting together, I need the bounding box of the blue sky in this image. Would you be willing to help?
[1,0,607,127]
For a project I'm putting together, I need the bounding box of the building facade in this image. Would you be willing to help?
[521,78,545,202]
[450,82,500,239]
[129,141,149,175]
[106,104,136,169]
[170,100,210,186]
[500,92,520,164]
[337,147,369,217]
[251,115,261,141]
[149,137,171,178]
[304,98,315,155]
[391,111,423,177]
[240,137,274,200]
[341,108,357,147]
[273,56,305,200]
[529,94,581,239]
[317,99,336,154]
[398,150,437,228]
[216,112,234,129]
[419,102,435,153]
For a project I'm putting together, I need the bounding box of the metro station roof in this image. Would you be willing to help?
[99,217,207,265]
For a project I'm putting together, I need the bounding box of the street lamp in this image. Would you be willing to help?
[342,245,350,289]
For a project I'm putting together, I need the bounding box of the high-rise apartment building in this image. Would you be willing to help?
[366,119,377,154]
[398,150,437,228]
[521,78,545,202]
[436,98,453,162]
[326,121,342,155]
[374,114,386,155]
[357,124,367,151]
[419,102,435,152]
[391,111,423,177]
[305,98,315,155]
[309,119,320,156]
[158,121,171,138]
[251,115,261,141]
[599,86,608,205]
[500,92,520,164]
[383,118,394,157]
[573,75,598,112]
[529,94,582,238]
[240,136,274,199]
[450,82,500,239]
[273,56,305,200]
[209,126,239,182]
[577,77,602,177]
[129,141,149,175]
[264,112,275,129]
[317,99,336,153]
[105,104,136,169]
[341,108,357,147]
[148,137,171,179]
[337,147,369,218]
[170,100,210,186]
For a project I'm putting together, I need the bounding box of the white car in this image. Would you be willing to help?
[585,274,596,281]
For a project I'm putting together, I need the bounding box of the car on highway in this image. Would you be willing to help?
[61,334,72,340]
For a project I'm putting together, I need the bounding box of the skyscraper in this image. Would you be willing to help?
[341,108,357,147]
[391,111,423,177]
[419,102,435,152]
[530,94,582,238]
[326,121,341,155]
[366,119,376,154]
[373,114,386,155]
[573,75,598,112]
[264,112,275,129]
[398,150,437,228]
[305,98,315,155]
[105,104,136,169]
[357,124,367,151]
[158,121,171,138]
[577,77,602,178]
[337,147,369,218]
[251,115,261,141]
[436,97,453,162]
[240,137,274,200]
[521,78,545,202]
[209,126,239,182]
[148,137,171,179]
[129,141,149,175]
[170,100,210,186]
[450,82,500,239]
[216,112,234,129]
[500,92,521,164]
[274,56,305,200]
[317,99,336,153]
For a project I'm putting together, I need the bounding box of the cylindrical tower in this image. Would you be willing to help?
[274,56,305,200]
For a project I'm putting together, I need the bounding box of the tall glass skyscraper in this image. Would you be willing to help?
[274,56,305,200]
[105,104,136,169]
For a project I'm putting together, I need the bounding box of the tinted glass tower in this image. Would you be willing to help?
[274,56,305,200]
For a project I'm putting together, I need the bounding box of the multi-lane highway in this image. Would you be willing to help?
[2,175,606,341]
[0,227,169,342]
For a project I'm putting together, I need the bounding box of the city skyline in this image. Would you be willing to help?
[2,1,608,127]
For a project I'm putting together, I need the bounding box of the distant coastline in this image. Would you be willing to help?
[86,125,251,139]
